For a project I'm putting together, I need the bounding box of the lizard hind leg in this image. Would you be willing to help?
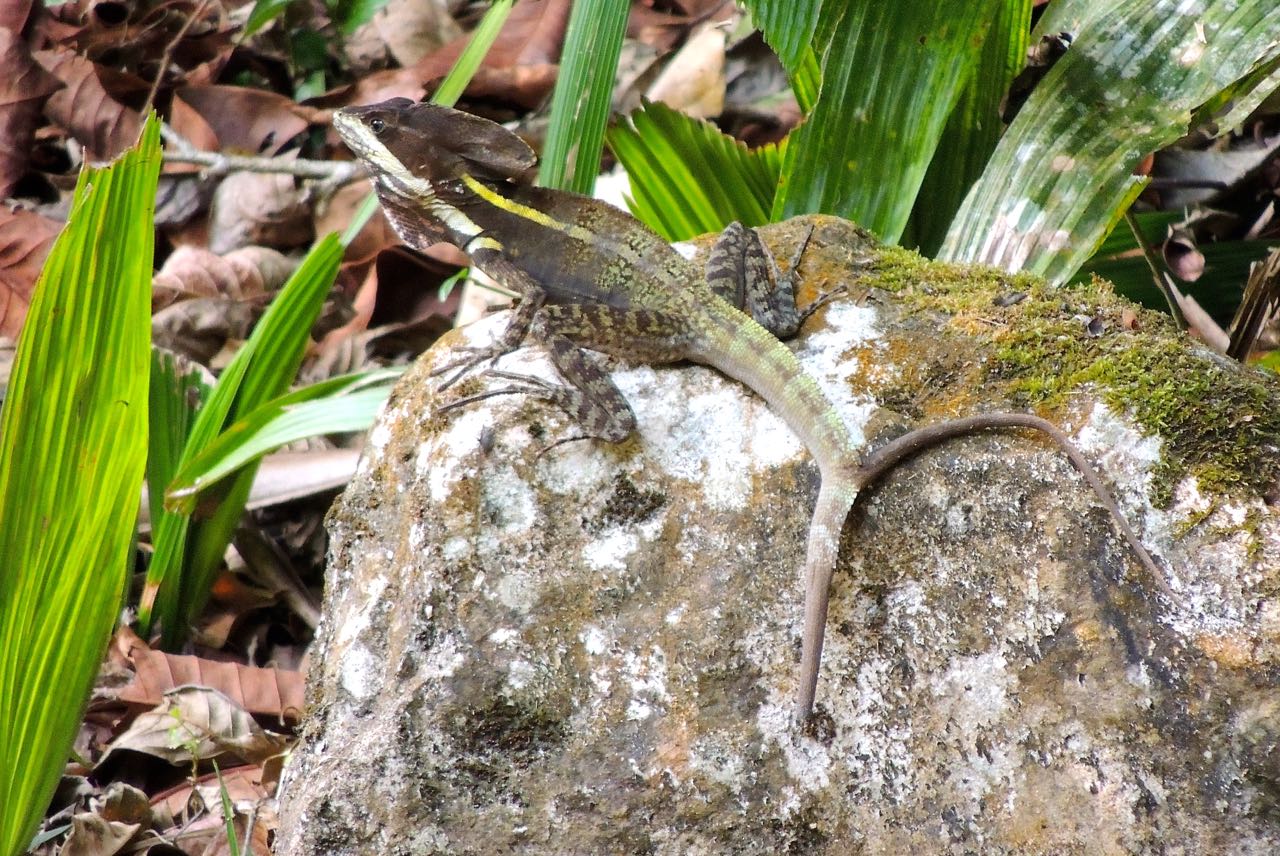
[705,222,815,338]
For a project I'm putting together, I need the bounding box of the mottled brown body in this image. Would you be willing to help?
[333,99,1171,723]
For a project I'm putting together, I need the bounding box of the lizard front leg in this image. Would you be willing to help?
[442,303,690,444]
[431,255,546,389]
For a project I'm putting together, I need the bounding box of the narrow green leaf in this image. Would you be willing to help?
[329,0,389,35]
[147,349,211,539]
[539,0,630,193]
[906,0,1031,254]
[738,0,822,110]
[940,0,1280,284]
[776,1,1002,242]
[608,101,781,240]
[432,0,515,108]
[167,369,401,503]
[140,235,343,645]
[0,116,159,856]
[738,0,823,76]
[243,0,292,38]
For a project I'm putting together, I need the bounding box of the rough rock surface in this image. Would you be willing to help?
[278,218,1280,854]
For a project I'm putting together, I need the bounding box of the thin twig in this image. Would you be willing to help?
[1124,210,1187,330]
[163,144,364,182]
[160,121,368,208]
[142,0,214,118]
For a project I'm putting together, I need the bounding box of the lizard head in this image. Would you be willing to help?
[333,98,538,196]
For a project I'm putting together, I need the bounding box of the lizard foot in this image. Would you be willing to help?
[430,345,508,391]
[436,369,559,412]
[796,257,873,325]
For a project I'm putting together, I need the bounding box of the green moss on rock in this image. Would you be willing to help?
[829,234,1280,506]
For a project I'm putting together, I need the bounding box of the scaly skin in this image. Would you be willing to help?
[334,98,1170,722]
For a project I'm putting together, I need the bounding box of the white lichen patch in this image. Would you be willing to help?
[492,567,538,613]
[365,420,393,464]
[442,535,471,561]
[334,575,387,651]
[419,634,465,679]
[623,647,671,722]
[537,430,622,499]
[841,655,917,804]
[506,658,537,690]
[929,651,1017,801]
[687,735,745,789]
[583,528,639,573]
[340,644,379,700]
[408,521,428,553]
[1074,403,1163,515]
[488,627,519,645]
[480,463,538,535]
[422,407,492,503]
[799,300,882,449]
[616,367,767,510]
[580,625,608,655]
[756,694,832,799]
[1075,403,1279,640]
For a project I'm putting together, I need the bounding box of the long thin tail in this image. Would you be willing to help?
[793,413,1170,723]
[795,477,859,721]
[854,413,1170,598]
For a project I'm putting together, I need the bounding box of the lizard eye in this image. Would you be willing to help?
[369,118,386,134]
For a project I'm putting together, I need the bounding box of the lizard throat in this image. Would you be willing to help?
[373,172,490,245]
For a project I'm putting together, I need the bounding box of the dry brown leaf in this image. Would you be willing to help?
[52,0,233,92]
[101,686,291,770]
[151,294,257,364]
[0,26,64,197]
[412,0,569,76]
[154,766,269,818]
[34,47,140,161]
[0,1,35,31]
[60,813,140,856]
[154,767,274,856]
[317,258,379,351]
[407,0,569,106]
[451,63,561,110]
[317,0,568,110]
[207,169,311,254]
[316,66,425,111]
[114,633,305,722]
[152,244,295,308]
[165,91,219,175]
[0,204,63,337]
[98,781,152,825]
[645,21,727,118]
[371,0,461,67]
[314,178,397,264]
[174,85,315,156]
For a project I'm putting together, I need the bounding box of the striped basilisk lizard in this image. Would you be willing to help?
[333,98,1171,723]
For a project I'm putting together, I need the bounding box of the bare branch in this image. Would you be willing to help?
[159,122,367,193]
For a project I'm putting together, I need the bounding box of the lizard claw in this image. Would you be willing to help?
[796,256,872,325]
[431,345,505,391]
[435,369,559,415]
[797,283,850,325]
